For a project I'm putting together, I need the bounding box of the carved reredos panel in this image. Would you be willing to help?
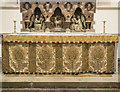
[20,1,96,32]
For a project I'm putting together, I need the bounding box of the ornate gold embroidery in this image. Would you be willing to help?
[3,35,118,42]
[89,44,107,73]
[63,44,82,73]
[2,37,116,74]
[36,44,56,73]
[9,43,29,72]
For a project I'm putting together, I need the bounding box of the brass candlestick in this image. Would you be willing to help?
[103,21,106,34]
[14,20,16,33]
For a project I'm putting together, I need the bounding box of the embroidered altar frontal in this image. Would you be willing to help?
[2,35,118,74]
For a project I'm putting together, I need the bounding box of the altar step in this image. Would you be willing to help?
[2,82,119,88]
[1,88,119,92]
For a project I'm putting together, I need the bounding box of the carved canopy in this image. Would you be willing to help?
[20,1,96,32]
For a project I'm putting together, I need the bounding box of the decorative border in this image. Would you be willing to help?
[3,35,118,43]
[3,40,118,44]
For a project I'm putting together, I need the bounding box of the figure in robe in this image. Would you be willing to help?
[34,15,41,30]
[39,14,45,30]
[29,14,35,30]
[81,14,86,29]
[70,14,86,31]
[50,7,65,29]
[34,14,45,31]
[70,7,86,31]
[71,15,77,31]
[77,15,83,31]
[53,16,63,28]
[29,7,46,31]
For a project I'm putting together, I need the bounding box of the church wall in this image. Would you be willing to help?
[0,9,21,58]
[95,0,119,33]
[118,37,120,59]
[95,0,120,59]
[118,8,120,59]
[95,9,118,33]
[0,9,2,57]
[1,9,21,33]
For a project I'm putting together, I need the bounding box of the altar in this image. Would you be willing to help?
[1,0,120,92]
[1,1,120,91]
[2,33,118,75]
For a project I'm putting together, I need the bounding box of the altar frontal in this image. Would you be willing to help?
[2,35,118,75]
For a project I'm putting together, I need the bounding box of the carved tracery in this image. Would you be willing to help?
[20,1,96,32]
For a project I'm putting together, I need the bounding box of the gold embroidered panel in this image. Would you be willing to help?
[88,43,108,73]
[36,44,56,73]
[63,44,82,73]
[2,41,115,74]
[9,43,29,72]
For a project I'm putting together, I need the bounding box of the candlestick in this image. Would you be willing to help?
[103,21,106,34]
[14,20,16,33]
